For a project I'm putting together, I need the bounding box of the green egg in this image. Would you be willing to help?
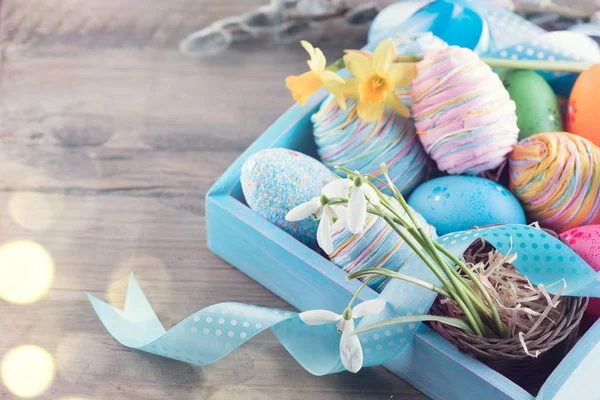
[501,70,563,140]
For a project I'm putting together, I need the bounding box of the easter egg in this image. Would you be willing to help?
[330,201,436,292]
[241,148,333,247]
[407,176,526,236]
[566,64,600,147]
[560,225,600,321]
[392,33,448,111]
[509,132,600,233]
[411,47,519,175]
[313,96,429,195]
[502,70,563,140]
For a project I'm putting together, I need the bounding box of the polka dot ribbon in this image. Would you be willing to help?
[370,0,600,94]
[88,224,600,375]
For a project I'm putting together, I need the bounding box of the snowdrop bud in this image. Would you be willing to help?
[342,307,353,320]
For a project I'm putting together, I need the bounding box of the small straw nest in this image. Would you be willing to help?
[429,225,587,394]
[441,232,565,354]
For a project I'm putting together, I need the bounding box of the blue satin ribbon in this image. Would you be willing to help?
[89,224,600,375]
[368,0,600,96]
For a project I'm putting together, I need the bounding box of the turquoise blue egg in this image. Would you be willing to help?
[241,148,333,248]
[407,176,526,236]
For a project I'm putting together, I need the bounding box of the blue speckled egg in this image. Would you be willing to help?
[407,176,526,236]
[241,148,334,247]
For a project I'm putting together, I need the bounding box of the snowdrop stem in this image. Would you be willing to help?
[371,205,486,336]
[376,166,488,336]
[347,276,378,309]
[347,268,451,297]
[353,315,475,335]
[434,242,507,338]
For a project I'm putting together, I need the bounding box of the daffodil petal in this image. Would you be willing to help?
[352,298,387,318]
[286,71,323,106]
[299,309,342,325]
[356,101,384,123]
[344,49,373,60]
[340,319,363,373]
[321,73,347,109]
[343,78,360,98]
[372,39,395,74]
[314,47,327,72]
[301,40,316,61]
[389,62,417,88]
[323,179,352,198]
[384,92,410,118]
[286,197,321,221]
[317,214,334,254]
[363,184,381,206]
[321,70,345,85]
[343,52,372,80]
[347,186,367,234]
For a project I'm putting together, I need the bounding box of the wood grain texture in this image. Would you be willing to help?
[0,0,426,399]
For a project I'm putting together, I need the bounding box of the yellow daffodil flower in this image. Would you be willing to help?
[343,39,416,122]
[286,41,346,109]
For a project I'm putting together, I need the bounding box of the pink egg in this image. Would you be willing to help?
[560,225,600,270]
[560,225,600,322]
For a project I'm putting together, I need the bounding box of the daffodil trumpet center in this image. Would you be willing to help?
[360,72,392,104]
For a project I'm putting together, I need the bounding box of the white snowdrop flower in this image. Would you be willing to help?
[298,298,386,373]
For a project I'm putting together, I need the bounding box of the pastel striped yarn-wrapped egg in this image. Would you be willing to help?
[509,132,600,232]
[312,34,445,195]
[392,33,448,111]
[410,46,519,175]
[313,98,429,195]
[329,202,436,292]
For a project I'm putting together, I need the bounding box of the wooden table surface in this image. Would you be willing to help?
[0,1,427,399]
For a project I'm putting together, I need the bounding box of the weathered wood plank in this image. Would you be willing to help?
[0,0,427,398]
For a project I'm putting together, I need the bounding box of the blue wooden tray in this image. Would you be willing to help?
[206,92,600,399]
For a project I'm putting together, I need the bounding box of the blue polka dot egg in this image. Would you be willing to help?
[241,148,334,248]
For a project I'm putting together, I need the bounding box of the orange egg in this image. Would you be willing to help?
[566,64,600,147]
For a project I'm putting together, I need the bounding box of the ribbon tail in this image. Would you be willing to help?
[86,274,166,348]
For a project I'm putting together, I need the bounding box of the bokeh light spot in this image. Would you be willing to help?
[1,345,55,398]
[0,240,54,304]
[9,192,65,231]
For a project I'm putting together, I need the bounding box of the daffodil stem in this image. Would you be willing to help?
[326,55,593,74]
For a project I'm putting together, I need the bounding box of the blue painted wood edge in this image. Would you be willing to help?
[206,193,532,399]
[537,320,600,399]
[206,194,377,311]
[204,31,599,400]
